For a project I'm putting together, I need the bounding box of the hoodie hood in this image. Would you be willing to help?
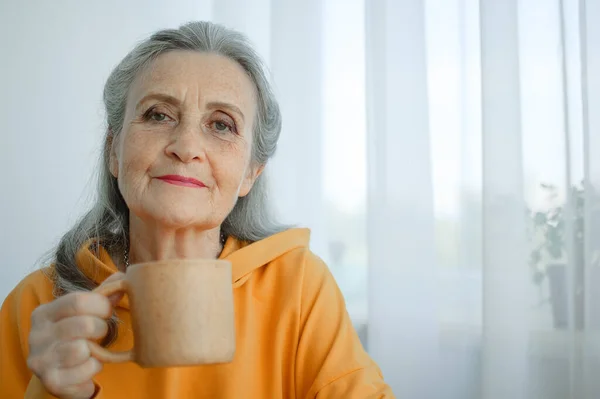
[74,228,311,309]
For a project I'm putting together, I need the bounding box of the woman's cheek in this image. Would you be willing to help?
[217,162,247,193]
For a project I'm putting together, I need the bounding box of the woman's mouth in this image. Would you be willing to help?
[156,175,207,188]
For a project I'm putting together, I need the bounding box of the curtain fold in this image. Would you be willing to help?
[480,0,529,397]
[268,0,329,257]
[365,0,437,396]
[580,0,600,397]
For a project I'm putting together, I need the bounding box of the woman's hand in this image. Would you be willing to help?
[26,272,125,399]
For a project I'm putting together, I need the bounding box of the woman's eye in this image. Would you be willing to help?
[151,112,168,122]
[143,107,173,123]
[212,120,233,133]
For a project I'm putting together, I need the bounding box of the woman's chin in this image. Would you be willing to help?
[128,198,221,229]
[133,206,214,229]
[152,213,214,229]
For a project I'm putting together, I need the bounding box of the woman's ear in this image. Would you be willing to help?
[239,164,265,197]
[107,131,119,178]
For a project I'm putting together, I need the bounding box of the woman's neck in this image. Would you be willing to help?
[125,217,223,267]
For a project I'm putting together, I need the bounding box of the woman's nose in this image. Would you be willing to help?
[165,122,207,163]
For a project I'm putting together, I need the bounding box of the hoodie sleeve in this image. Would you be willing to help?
[0,271,92,399]
[0,279,35,398]
[294,251,395,399]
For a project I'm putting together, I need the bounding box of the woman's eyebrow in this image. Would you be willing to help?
[135,93,182,112]
[206,101,245,122]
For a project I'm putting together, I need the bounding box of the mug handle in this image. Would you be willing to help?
[88,279,134,363]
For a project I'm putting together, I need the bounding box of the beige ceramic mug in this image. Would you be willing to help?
[88,259,236,368]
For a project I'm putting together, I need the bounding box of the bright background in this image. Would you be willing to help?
[2,0,600,397]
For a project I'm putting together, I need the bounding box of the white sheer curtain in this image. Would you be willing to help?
[3,0,600,397]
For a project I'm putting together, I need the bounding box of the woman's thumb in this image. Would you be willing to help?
[100,272,126,305]
[102,271,126,284]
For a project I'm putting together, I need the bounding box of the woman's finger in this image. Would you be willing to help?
[60,357,103,386]
[42,358,102,398]
[62,380,97,399]
[53,316,108,341]
[54,339,91,369]
[42,292,112,323]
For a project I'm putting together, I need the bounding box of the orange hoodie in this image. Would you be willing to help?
[1,228,393,398]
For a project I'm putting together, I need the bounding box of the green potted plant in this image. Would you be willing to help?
[529,182,585,328]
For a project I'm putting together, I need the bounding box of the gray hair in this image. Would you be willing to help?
[50,21,287,345]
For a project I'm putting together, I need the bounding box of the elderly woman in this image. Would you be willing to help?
[0,21,393,398]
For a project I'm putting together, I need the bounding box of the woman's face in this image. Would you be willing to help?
[109,50,261,229]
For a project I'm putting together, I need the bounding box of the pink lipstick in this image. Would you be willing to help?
[156,175,206,188]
